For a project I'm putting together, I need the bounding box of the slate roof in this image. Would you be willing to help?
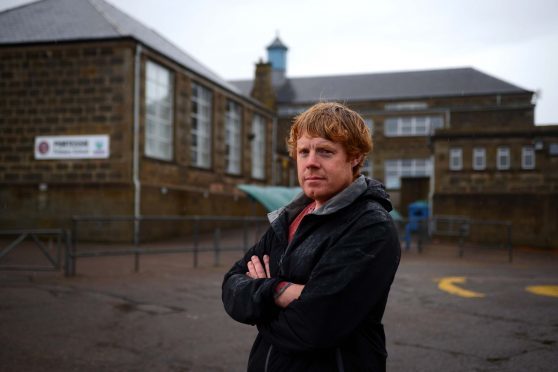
[230,67,532,104]
[0,0,241,95]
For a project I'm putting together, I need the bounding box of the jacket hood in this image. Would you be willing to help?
[268,176,392,223]
[362,176,393,212]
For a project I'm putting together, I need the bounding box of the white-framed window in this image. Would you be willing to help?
[145,60,173,161]
[449,148,463,171]
[364,118,374,135]
[384,102,428,111]
[361,157,373,178]
[384,158,432,189]
[225,100,242,175]
[384,116,444,137]
[251,114,266,179]
[473,147,486,170]
[191,82,212,168]
[497,147,511,170]
[522,146,535,170]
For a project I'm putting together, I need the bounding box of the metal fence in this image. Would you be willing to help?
[402,215,513,262]
[1,214,514,276]
[68,215,269,276]
[0,229,71,271]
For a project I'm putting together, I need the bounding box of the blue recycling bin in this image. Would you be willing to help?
[404,200,429,250]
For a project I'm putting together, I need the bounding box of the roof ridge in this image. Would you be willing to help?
[286,67,475,81]
[88,0,122,36]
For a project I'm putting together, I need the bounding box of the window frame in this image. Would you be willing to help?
[191,82,213,169]
[145,60,174,161]
[251,114,266,180]
[449,148,463,171]
[473,147,486,171]
[521,146,535,170]
[384,158,432,189]
[384,116,444,137]
[497,146,511,170]
[224,100,242,175]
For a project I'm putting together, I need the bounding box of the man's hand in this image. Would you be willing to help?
[245,254,305,308]
[274,283,304,308]
[246,255,271,279]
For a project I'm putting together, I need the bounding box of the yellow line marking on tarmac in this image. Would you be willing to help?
[437,276,486,298]
[525,285,558,298]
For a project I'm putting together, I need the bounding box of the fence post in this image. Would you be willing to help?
[417,220,424,253]
[133,215,140,246]
[64,229,72,277]
[214,228,221,267]
[458,223,466,258]
[134,251,140,273]
[243,219,248,253]
[507,223,513,263]
[193,218,199,268]
[71,218,78,276]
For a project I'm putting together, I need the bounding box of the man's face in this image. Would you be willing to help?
[296,134,358,208]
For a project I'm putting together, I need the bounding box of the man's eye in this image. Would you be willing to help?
[317,149,333,155]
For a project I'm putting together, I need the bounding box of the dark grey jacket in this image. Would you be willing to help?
[222,176,401,372]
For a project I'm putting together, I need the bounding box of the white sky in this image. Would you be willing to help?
[2,0,557,125]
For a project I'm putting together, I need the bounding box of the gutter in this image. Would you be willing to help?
[133,44,142,245]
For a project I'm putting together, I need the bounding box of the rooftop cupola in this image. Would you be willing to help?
[266,35,288,87]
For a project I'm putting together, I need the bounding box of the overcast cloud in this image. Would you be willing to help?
[2,0,557,124]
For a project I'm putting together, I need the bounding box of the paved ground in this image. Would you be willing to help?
[1,241,557,372]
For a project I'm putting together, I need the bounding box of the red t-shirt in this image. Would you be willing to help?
[288,201,316,243]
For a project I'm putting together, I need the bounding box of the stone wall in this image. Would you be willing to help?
[0,40,274,240]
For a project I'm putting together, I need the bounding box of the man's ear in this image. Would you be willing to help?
[351,155,363,167]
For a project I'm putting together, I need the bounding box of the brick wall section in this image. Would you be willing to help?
[432,126,558,248]
[1,40,275,233]
[0,41,134,185]
[433,193,558,247]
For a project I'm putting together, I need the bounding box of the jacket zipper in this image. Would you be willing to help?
[264,344,273,372]
[336,348,345,372]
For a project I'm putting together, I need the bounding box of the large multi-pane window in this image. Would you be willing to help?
[251,114,266,179]
[497,147,511,170]
[225,100,242,175]
[473,147,486,170]
[384,158,432,189]
[145,61,173,160]
[449,148,463,171]
[522,146,535,170]
[384,116,443,137]
[191,83,212,168]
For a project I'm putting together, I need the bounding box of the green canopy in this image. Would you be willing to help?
[238,184,302,212]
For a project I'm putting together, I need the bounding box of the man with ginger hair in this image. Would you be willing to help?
[222,102,400,371]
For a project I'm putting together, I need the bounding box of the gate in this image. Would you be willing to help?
[0,229,71,272]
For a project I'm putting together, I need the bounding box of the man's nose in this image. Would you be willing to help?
[305,151,320,168]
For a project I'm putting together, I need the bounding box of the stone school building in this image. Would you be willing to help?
[232,38,558,247]
[1,0,557,247]
[0,0,274,235]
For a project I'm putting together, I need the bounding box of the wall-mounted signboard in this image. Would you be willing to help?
[34,135,110,159]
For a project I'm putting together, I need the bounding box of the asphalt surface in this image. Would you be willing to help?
[1,242,557,372]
